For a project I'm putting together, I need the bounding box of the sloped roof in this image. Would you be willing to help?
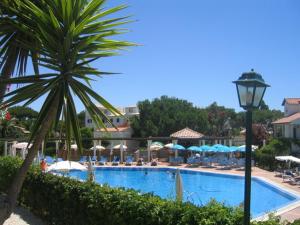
[272,112,300,124]
[282,98,300,106]
[170,127,204,139]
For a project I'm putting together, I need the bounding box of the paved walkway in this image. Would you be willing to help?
[3,207,46,225]
[280,207,300,223]
[0,195,45,225]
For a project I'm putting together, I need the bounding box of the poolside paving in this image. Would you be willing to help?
[280,206,300,223]
[0,195,46,225]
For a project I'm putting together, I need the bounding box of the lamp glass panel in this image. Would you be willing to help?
[237,84,247,106]
[238,84,254,107]
[253,86,265,107]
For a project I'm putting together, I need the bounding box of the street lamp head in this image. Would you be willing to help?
[233,69,270,110]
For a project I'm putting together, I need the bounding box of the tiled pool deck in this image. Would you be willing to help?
[96,162,300,222]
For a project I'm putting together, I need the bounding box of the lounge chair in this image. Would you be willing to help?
[79,156,87,164]
[151,158,158,166]
[137,158,144,166]
[187,157,195,165]
[56,158,63,162]
[202,157,214,168]
[99,156,107,165]
[112,156,120,166]
[288,177,300,185]
[169,157,183,166]
[125,156,133,166]
[45,156,54,164]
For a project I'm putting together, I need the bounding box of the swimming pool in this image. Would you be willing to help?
[67,167,299,218]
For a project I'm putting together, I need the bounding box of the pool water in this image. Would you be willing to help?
[67,167,299,217]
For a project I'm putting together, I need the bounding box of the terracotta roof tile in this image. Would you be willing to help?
[170,127,204,138]
[272,112,300,124]
[282,98,300,106]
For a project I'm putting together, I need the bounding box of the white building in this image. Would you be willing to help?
[85,106,139,129]
[272,98,300,152]
[85,106,139,149]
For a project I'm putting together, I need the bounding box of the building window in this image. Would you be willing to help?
[116,118,120,123]
[128,107,134,113]
[87,119,92,124]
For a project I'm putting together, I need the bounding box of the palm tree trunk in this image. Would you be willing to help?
[0,92,60,224]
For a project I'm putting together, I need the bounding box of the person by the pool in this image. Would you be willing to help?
[40,158,47,172]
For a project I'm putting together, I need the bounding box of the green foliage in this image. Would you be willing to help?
[291,220,300,225]
[80,127,93,149]
[206,102,236,136]
[255,138,291,171]
[0,0,134,153]
[77,111,86,128]
[0,118,27,138]
[131,96,209,137]
[132,97,282,139]
[8,106,38,120]
[44,142,57,156]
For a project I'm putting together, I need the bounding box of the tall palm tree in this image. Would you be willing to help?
[0,0,134,222]
[0,0,40,102]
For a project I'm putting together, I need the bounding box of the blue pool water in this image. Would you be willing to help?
[67,167,299,217]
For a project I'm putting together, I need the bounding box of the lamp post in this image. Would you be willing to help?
[233,69,269,225]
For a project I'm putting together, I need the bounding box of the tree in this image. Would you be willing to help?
[77,110,86,128]
[0,0,40,102]
[131,96,208,138]
[8,106,38,121]
[0,0,134,222]
[205,102,236,136]
[0,113,27,138]
[80,127,93,149]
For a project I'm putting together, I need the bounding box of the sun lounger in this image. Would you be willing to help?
[151,158,158,166]
[202,157,215,168]
[187,157,200,166]
[79,156,87,164]
[112,156,120,166]
[169,157,183,166]
[137,158,144,166]
[99,156,107,165]
[45,156,54,164]
[56,158,63,162]
[125,156,133,166]
[290,177,300,185]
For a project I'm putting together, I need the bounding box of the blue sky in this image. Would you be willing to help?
[29,0,300,112]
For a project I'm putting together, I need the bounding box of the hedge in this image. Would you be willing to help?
[0,157,297,225]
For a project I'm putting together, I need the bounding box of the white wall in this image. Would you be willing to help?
[284,103,300,116]
[84,106,139,129]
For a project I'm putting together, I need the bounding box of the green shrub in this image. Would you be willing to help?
[292,220,300,225]
[0,157,293,225]
[254,138,291,171]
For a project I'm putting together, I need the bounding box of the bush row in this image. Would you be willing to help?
[254,138,291,171]
[0,156,298,225]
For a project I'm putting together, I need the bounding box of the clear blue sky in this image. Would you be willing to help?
[29,0,300,112]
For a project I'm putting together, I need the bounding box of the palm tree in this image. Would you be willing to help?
[0,0,40,102]
[0,0,134,222]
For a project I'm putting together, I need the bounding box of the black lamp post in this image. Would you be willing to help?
[233,70,269,225]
